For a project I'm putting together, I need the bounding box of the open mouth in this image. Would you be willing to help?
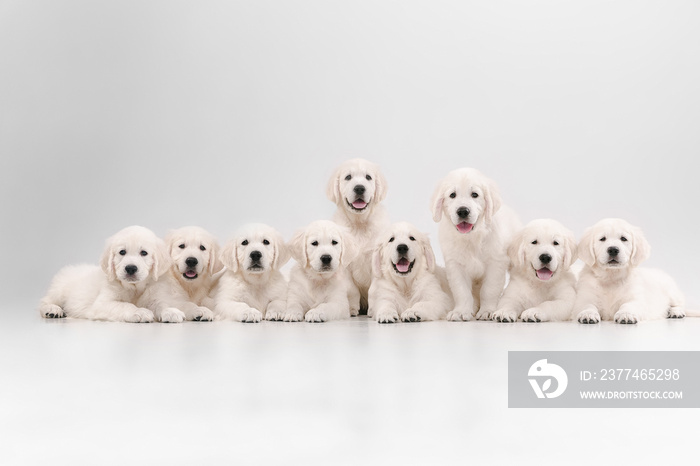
[456,222,474,234]
[535,267,553,281]
[606,259,620,266]
[347,198,368,211]
[247,263,264,272]
[183,269,198,280]
[123,276,140,283]
[392,258,415,275]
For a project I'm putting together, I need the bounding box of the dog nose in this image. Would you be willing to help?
[185,257,198,267]
[353,185,365,195]
[397,244,409,255]
[321,254,332,265]
[539,253,552,264]
[457,207,470,219]
[608,247,619,257]
[125,265,138,275]
[250,251,262,261]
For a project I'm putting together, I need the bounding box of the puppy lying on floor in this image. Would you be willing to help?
[283,220,357,323]
[492,219,577,322]
[369,222,452,323]
[213,224,290,323]
[39,225,170,322]
[573,218,685,324]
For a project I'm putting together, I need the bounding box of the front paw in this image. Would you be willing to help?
[238,308,262,323]
[614,310,639,325]
[283,310,304,322]
[305,309,326,323]
[190,306,214,322]
[41,304,66,319]
[492,309,518,323]
[376,309,399,324]
[577,309,601,324]
[475,308,494,321]
[265,309,283,321]
[521,308,549,323]
[668,307,685,319]
[401,309,422,322]
[125,308,154,323]
[349,305,360,317]
[446,306,473,322]
[160,307,185,323]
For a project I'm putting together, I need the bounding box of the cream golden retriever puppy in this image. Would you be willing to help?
[38,225,170,322]
[574,218,685,324]
[493,219,577,323]
[369,222,452,323]
[327,158,389,315]
[213,224,290,323]
[282,220,357,323]
[146,226,224,323]
[431,168,521,321]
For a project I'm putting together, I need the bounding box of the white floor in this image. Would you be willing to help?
[3,301,699,465]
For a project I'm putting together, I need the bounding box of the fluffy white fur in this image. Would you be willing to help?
[369,222,452,323]
[145,226,224,323]
[493,219,577,323]
[213,224,290,323]
[283,220,357,323]
[573,218,685,324]
[327,158,390,315]
[39,225,170,322]
[431,168,521,321]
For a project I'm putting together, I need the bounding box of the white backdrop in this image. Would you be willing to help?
[2,0,698,306]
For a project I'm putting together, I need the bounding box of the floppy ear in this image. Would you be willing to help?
[630,226,651,267]
[288,229,308,267]
[152,237,171,281]
[208,241,225,275]
[577,226,597,267]
[506,229,527,269]
[374,167,388,203]
[371,242,384,278]
[220,239,239,273]
[561,230,578,270]
[419,234,436,273]
[430,183,445,223]
[100,239,117,282]
[271,230,291,269]
[325,166,342,204]
[339,229,359,266]
[483,179,503,225]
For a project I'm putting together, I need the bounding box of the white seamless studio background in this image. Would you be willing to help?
[1,0,699,309]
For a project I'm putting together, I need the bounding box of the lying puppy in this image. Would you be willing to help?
[146,226,223,323]
[369,222,452,323]
[431,168,521,321]
[326,158,390,315]
[493,219,577,322]
[283,220,357,323]
[213,224,290,323]
[39,225,170,322]
[574,218,685,324]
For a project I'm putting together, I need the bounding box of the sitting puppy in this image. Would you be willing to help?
[573,218,685,324]
[39,225,170,322]
[213,224,290,323]
[283,220,357,323]
[493,219,577,322]
[145,226,224,323]
[369,222,452,323]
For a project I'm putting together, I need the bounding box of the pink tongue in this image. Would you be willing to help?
[185,270,197,278]
[456,222,474,234]
[396,258,410,273]
[536,268,553,281]
[352,200,367,209]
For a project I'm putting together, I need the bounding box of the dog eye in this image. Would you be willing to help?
[140,250,148,256]
[263,239,270,245]
[241,240,249,246]
[531,240,537,245]
[345,174,351,181]
[389,237,395,243]
[600,237,606,242]
[553,241,559,246]
[409,236,415,241]
[449,192,456,199]
[620,236,628,242]
[178,244,185,249]
[311,241,319,246]
[200,245,206,251]
[471,192,479,198]
[119,249,126,256]
[366,174,372,181]
[332,240,338,245]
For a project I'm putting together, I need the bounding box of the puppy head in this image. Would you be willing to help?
[326,158,388,215]
[578,218,650,269]
[372,222,435,279]
[430,167,502,233]
[220,224,290,275]
[289,220,357,275]
[507,219,577,282]
[100,225,170,284]
[165,226,223,281]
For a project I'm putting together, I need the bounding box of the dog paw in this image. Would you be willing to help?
[239,308,262,323]
[349,306,360,317]
[614,311,639,325]
[125,308,154,323]
[41,304,66,319]
[577,309,601,324]
[492,309,518,323]
[376,310,399,324]
[475,308,494,321]
[401,309,422,322]
[446,307,472,322]
[160,307,185,323]
[305,309,326,323]
[283,311,304,322]
[522,308,547,323]
[265,309,283,321]
[190,307,214,322]
[668,307,685,319]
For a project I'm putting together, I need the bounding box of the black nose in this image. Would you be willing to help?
[321,254,332,265]
[353,185,365,195]
[608,247,619,257]
[125,265,138,275]
[397,244,409,255]
[457,207,470,219]
[250,251,262,261]
[539,253,552,264]
[185,257,198,267]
